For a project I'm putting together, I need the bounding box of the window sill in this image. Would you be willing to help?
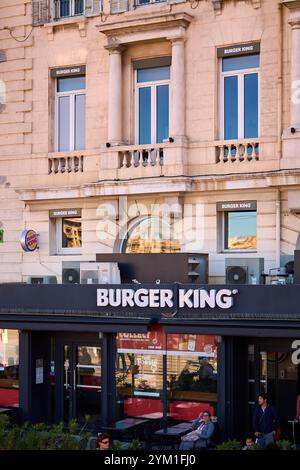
[221,250,258,254]
[44,16,87,40]
[55,250,82,256]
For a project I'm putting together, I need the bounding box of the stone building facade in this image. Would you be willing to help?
[0,0,300,283]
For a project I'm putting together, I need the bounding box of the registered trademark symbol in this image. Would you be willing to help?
[232,289,238,295]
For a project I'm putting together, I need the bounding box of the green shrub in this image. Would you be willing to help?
[69,419,79,435]
[112,440,123,450]
[129,439,142,450]
[216,439,242,451]
[0,414,10,430]
[276,440,292,450]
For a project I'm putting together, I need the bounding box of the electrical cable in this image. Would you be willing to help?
[4,26,34,43]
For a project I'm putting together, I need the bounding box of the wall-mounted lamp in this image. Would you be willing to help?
[106,142,111,148]
[291,127,296,134]
[169,137,174,143]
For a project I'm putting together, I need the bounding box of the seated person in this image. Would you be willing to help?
[191,358,216,392]
[179,410,214,450]
[242,437,254,450]
[176,362,195,391]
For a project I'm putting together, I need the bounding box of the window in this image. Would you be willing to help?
[115,327,218,422]
[135,0,166,5]
[136,66,170,145]
[221,54,259,140]
[122,216,180,253]
[56,76,86,152]
[0,330,19,407]
[54,0,84,19]
[167,334,217,421]
[224,211,257,250]
[56,217,82,254]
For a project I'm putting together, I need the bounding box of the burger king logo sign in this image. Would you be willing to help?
[20,230,39,252]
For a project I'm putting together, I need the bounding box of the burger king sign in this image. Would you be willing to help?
[20,230,39,252]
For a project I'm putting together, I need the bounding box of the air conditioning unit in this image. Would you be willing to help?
[225,258,264,285]
[28,276,57,284]
[62,261,80,284]
[80,262,121,284]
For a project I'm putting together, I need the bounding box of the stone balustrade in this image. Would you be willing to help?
[119,144,165,168]
[216,140,260,163]
[48,155,84,174]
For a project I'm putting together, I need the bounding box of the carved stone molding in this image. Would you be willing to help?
[212,0,261,15]
[97,12,193,45]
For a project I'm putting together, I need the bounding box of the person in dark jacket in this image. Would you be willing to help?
[253,393,279,449]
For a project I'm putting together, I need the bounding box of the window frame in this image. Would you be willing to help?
[55,216,82,255]
[55,77,86,152]
[222,210,257,253]
[135,68,170,145]
[135,0,166,7]
[54,0,86,19]
[219,58,260,141]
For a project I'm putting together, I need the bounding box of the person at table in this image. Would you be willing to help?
[179,410,214,450]
[96,433,111,450]
[253,393,280,449]
[191,411,204,429]
[294,394,300,421]
[177,361,195,391]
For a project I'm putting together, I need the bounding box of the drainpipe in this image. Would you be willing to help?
[275,190,281,268]
[277,2,283,160]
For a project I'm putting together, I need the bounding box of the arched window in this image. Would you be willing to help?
[122,216,181,254]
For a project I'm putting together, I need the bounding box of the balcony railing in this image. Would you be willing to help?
[216,140,260,163]
[48,155,84,174]
[119,144,164,168]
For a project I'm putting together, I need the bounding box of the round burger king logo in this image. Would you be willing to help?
[20,230,39,252]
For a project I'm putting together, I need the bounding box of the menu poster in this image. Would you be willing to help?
[117,325,165,352]
[117,326,216,356]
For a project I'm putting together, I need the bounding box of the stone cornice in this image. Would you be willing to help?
[282,0,300,10]
[15,169,300,202]
[96,12,193,45]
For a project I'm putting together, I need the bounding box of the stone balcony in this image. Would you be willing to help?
[215,138,260,164]
[99,141,188,179]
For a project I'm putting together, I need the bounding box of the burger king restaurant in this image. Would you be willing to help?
[1,280,300,442]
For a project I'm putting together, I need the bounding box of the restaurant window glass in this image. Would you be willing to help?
[224,211,257,250]
[55,217,82,254]
[116,326,164,419]
[0,330,19,407]
[123,216,180,254]
[116,327,218,422]
[167,334,218,420]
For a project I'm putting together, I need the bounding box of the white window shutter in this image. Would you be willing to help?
[110,0,129,14]
[84,0,103,16]
[32,0,49,26]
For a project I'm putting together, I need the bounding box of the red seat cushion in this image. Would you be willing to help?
[124,398,162,416]
[169,401,214,421]
[0,388,19,407]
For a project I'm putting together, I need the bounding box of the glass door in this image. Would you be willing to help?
[63,343,102,426]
